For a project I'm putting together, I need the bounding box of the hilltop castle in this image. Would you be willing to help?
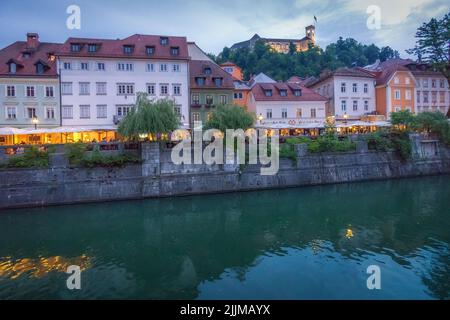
[230,25,316,54]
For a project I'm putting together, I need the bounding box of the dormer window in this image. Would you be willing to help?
[70,43,81,52]
[196,77,206,86]
[264,90,273,97]
[204,67,212,75]
[294,89,302,96]
[36,63,45,74]
[88,44,98,53]
[279,89,287,96]
[214,78,223,87]
[9,63,17,74]
[170,47,179,56]
[123,45,134,54]
[146,46,155,56]
[160,37,169,45]
[22,52,31,59]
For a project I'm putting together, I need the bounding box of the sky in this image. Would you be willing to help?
[0,0,448,57]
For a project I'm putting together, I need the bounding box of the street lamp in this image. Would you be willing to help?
[32,117,39,130]
[343,112,348,124]
[258,113,263,124]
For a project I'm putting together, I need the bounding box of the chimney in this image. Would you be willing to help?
[26,33,39,50]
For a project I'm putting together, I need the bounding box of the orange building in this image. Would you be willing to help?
[220,62,243,81]
[232,80,251,108]
[363,59,415,118]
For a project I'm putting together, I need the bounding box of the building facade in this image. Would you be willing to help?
[247,82,327,127]
[57,34,190,129]
[306,68,377,120]
[0,33,61,131]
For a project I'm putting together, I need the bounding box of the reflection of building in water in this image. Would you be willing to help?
[0,255,90,280]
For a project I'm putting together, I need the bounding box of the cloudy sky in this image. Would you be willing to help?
[0,0,448,56]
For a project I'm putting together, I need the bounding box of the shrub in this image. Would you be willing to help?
[81,151,140,168]
[6,146,49,168]
[65,142,87,166]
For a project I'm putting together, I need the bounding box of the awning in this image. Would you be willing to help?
[0,127,28,135]
[0,126,118,135]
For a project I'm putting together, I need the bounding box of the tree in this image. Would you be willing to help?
[407,12,450,81]
[118,93,180,139]
[204,105,255,132]
[390,110,416,131]
[415,111,448,133]
[288,42,297,55]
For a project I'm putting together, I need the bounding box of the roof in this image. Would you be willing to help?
[250,72,276,86]
[307,67,374,87]
[57,34,189,60]
[363,59,413,86]
[0,41,61,77]
[189,60,234,90]
[234,80,251,90]
[220,61,239,67]
[251,82,327,102]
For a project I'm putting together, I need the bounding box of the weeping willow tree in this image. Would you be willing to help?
[118,92,180,140]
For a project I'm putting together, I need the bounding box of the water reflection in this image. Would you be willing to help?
[0,176,449,299]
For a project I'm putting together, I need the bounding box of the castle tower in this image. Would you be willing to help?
[305,25,316,43]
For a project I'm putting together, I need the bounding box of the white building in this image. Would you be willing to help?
[57,34,190,129]
[307,68,376,120]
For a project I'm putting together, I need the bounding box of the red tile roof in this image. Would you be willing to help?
[0,41,61,77]
[251,82,327,102]
[57,34,189,60]
[190,60,234,90]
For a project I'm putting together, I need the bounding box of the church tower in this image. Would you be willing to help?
[305,25,316,44]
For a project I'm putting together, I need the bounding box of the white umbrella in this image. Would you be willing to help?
[0,127,27,135]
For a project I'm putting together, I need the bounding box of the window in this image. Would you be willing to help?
[264,90,273,97]
[160,37,168,45]
[80,105,90,119]
[224,67,233,73]
[364,83,368,93]
[46,107,55,119]
[61,82,72,95]
[394,90,401,100]
[423,79,428,88]
[70,43,80,52]
[80,62,89,70]
[170,47,179,56]
[238,92,243,99]
[88,44,97,53]
[294,89,301,96]
[26,86,35,97]
[192,94,200,104]
[45,86,54,97]
[266,109,272,119]
[97,62,105,71]
[206,95,213,105]
[214,78,223,87]
[147,84,156,95]
[96,82,107,95]
[160,64,168,72]
[405,77,410,85]
[204,67,212,75]
[63,62,71,70]
[432,79,436,88]
[364,100,369,111]
[417,91,421,103]
[341,100,347,112]
[147,63,155,72]
[341,83,346,93]
[62,105,73,119]
[423,92,429,103]
[173,84,181,96]
[440,79,445,88]
[432,92,437,103]
[6,106,16,119]
[26,107,36,119]
[196,77,205,86]
[281,108,288,118]
[117,83,134,95]
[123,45,134,54]
[116,105,133,116]
[173,64,180,72]
[440,91,445,103]
[311,108,316,118]
[220,95,227,104]
[146,46,155,56]
[160,84,169,95]
[296,109,302,118]
[280,90,287,97]
[174,105,181,119]
[395,106,401,112]
[79,82,90,95]
[405,89,412,100]
[118,63,133,71]
[352,83,357,93]
[353,100,358,111]
[9,63,16,74]
[192,112,200,122]
[96,105,107,119]
[394,77,399,84]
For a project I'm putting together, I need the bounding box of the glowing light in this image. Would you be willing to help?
[346,229,354,239]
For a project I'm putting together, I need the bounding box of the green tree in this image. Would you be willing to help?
[288,42,297,55]
[204,105,255,132]
[415,111,448,133]
[390,110,416,131]
[118,93,180,139]
[379,46,400,61]
[407,12,450,81]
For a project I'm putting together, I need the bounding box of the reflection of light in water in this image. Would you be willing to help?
[346,229,354,239]
[0,255,91,280]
